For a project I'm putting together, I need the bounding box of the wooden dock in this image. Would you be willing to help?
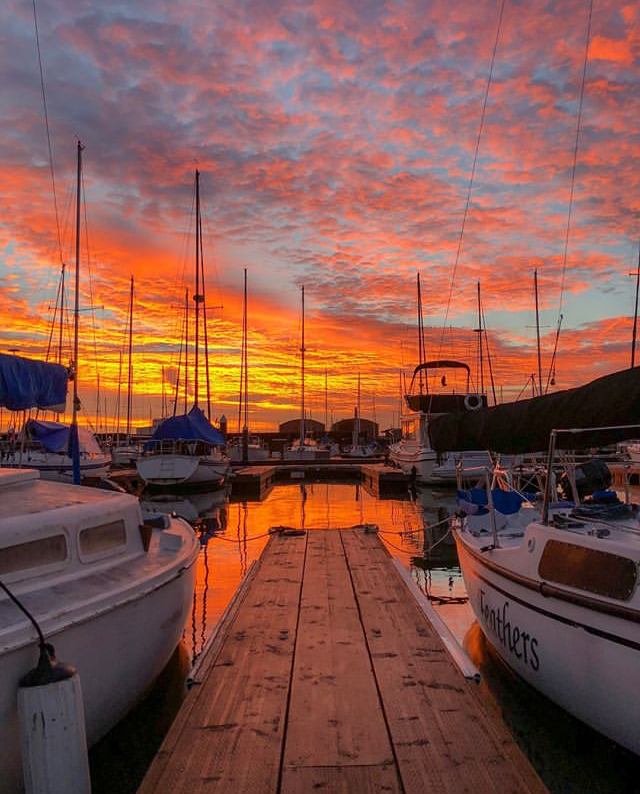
[138,529,546,794]
[230,462,411,500]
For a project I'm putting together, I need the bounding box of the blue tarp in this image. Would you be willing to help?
[0,354,68,412]
[457,487,527,516]
[26,419,70,452]
[145,405,225,449]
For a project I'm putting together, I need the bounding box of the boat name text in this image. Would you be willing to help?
[479,589,539,671]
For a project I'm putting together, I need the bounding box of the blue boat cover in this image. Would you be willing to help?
[26,419,70,452]
[457,488,526,515]
[0,354,67,412]
[24,420,103,454]
[145,405,224,449]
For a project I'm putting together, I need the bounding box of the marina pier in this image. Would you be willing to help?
[138,527,546,794]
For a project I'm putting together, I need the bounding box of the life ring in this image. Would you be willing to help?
[464,393,483,411]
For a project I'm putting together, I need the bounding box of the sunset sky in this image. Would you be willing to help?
[1,0,638,431]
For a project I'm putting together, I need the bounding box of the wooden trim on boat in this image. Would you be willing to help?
[454,531,640,624]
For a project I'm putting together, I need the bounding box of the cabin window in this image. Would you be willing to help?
[538,539,637,601]
[0,535,67,575]
[79,520,126,556]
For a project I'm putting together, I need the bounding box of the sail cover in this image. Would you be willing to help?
[0,354,67,412]
[428,367,640,453]
[145,405,224,448]
[25,420,102,454]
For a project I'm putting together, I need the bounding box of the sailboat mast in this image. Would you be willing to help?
[534,269,543,396]
[71,140,83,485]
[184,288,189,414]
[353,372,361,448]
[115,350,122,440]
[58,262,65,364]
[324,366,328,431]
[126,275,134,438]
[300,285,305,445]
[194,170,200,408]
[243,269,248,431]
[631,245,640,368]
[417,272,427,393]
[476,282,485,395]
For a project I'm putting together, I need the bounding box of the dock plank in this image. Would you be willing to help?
[281,764,400,793]
[341,529,546,794]
[282,531,399,778]
[138,533,307,794]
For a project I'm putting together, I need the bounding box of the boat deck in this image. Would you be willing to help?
[138,528,547,794]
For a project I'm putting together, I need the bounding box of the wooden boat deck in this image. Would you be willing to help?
[138,528,546,794]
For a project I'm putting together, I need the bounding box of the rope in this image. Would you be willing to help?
[437,0,506,358]
[547,0,593,390]
[31,0,63,265]
[377,513,451,536]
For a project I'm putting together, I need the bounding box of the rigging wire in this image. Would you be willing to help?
[31,0,63,265]
[437,0,506,359]
[546,0,594,392]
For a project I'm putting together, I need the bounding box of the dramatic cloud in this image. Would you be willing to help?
[0,0,638,429]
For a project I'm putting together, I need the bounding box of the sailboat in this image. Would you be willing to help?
[111,276,139,466]
[228,269,269,463]
[137,170,229,488]
[441,368,640,755]
[342,373,378,458]
[1,143,109,482]
[389,276,493,483]
[284,286,325,460]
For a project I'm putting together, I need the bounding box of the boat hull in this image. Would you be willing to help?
[137,453,229,486]
[1,452,110,482]
[388,441,436,481]
[455,531,640,755]
[2,550,197,793]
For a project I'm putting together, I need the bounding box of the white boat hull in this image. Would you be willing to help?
[2,537,197,792]
[455,529,640,755]
[388,441,436,481]
[137,453,229,486]
[1,451,110,482]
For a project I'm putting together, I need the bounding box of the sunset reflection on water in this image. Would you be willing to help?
[187,482,469,664]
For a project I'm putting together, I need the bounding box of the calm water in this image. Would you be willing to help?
[90,481,640,794]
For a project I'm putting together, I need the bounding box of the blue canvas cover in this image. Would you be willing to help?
[0,354,68,411]
[457,488,525,516]
[26,419,70,452]
[145,405,225,449]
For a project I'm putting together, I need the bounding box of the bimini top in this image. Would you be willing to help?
[145,405,224,448]
[0,353,67,412]
[25,420,103,454]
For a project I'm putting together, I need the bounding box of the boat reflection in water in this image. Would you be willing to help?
[90,482,640,794]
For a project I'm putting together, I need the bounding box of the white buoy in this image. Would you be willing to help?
[18,669,91,794]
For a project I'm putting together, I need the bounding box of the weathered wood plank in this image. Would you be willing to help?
[281,764,400,793]
[138,533,307,794]
[282,531,398,775]
[341,529,546,794]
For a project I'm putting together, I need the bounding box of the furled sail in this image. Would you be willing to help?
[427,367,640,453]
[0,353,68,412]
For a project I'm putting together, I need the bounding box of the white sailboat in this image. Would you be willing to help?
[111,276,139,467]
[137,170,229,488]
[438,368,640,755]
[284,286,326,461]
[229,269,269,464]
[1,142,109,483]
